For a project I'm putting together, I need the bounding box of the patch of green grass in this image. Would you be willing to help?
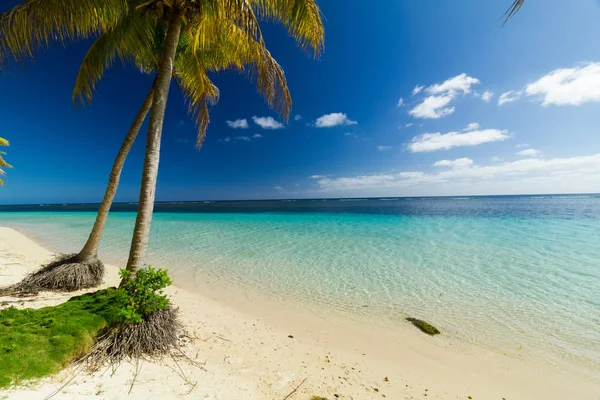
[406,317,441,336]
[0,288,121,387]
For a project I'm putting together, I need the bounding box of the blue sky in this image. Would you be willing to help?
[2,0,600,204]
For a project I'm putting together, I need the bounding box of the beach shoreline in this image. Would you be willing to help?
[1,226,598,399]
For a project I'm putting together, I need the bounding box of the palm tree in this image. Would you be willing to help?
[104,0,325,279]
[0,137,11,186]
[0,0,322,291]
[65,8,295,285]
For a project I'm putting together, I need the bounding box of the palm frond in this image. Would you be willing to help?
[251,0,324,56]
[503,0,524,24]
[0,0,129,69]
[174,52,220,148]
[73,11,158,105]
[0,137,11,186]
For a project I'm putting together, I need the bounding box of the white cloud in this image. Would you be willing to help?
[412,85,424,95]
[434,158,474,169]
[409,95,455,119]
[409,73,479,119]
[426,73,480,96]
[498,90,522,106]
[294,114,302,121]
[252,116,284,129]
[405,123,414,128]
[525,62,600,106]
[313,153,600,196]
[409,128,510,152]
[491,156,503,162]
[377,145,392,151]
[344,132,356,137]
[517,148,541,157]
[252,133,263,139]
[234,136,251,141]
[481,90,494,102]
[309,175,325,179]
[464,122,481,131]
[274,186,284,191]
[515,143,529,148]
[397,97,404,107]
[314,113,358,128]
[219,137,232,143]
[226,119,249,129]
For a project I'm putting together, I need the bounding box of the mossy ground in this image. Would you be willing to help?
[0,288,121,387]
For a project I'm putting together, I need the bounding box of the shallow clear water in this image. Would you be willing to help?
[1,195,599,378]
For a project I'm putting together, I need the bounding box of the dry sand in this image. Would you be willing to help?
[0,226,597,400]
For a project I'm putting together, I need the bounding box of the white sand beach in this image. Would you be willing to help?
[0,226,597,400]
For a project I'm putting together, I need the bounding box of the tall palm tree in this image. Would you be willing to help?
[58,10,287,288]
[0,0,322,290]
[0,137,10,186]
[100,0,325,279]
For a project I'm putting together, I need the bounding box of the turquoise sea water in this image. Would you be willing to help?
[1,196,599,378]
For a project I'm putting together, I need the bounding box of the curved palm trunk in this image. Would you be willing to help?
[75,87,155,261]
[123,10,183,278]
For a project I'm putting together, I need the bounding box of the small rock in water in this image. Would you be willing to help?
[406,317,441,336]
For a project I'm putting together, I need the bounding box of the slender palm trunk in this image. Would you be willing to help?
[123,10,182,278]
[75,87,155,261]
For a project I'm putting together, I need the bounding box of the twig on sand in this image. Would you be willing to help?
[128,360,143,395]
[43,363,86,400]
[282,377,308,400]
[213,333,232,342]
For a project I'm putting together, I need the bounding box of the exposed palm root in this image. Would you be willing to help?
[84,306,181,370]
[0,253,105,296]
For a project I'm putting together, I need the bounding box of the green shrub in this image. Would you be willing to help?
[117,267,172,324]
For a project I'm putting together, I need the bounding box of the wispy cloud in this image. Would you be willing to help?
[252,116,284,129]
[226,119,249,129]
[409,73,480,119]
[309,175,325,179]
[498,90,522,106]
[517,148,541,157]
[314,113,358,128]
[219,134,261,143]
[408,128,510,152]
[481,90,494,102]
[313,153,600,195]
[464,122,481,131]
[426,73,480,96]
[397,97,404,107]
[409,95,455,119]
[405,123,414,128]
[377,145,392,151]
[274,186,284,191]
[433,157,473,169]
[294,114,302,121]
[412,85,424,95]
[525,62,600,106]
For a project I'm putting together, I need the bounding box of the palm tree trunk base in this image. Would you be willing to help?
[83,306,181,369]
[0,253,105,296]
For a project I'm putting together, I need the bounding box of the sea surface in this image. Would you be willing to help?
[1,195,599,379]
